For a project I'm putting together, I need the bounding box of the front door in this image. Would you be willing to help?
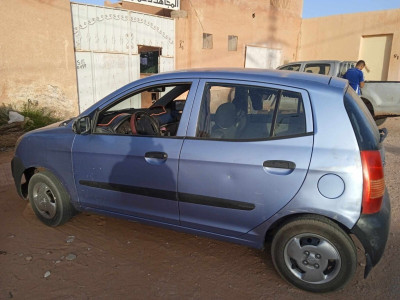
[72,80,197,225]
[178,80,314,236]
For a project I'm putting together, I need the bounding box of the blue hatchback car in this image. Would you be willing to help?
[12,69,390,292]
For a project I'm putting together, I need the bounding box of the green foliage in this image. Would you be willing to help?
[0,102,61,131]
[20,103,60,131]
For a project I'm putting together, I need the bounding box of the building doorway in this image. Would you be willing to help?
[139,46,161,75]
[359,34,393,81]
[71,3,175,112]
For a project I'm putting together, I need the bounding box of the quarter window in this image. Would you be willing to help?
[196,83,306,140]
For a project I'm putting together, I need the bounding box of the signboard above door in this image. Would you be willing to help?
[124,0,180,10]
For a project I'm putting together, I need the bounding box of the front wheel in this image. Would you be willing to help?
[28,170,75,226]
[271,215,357,293]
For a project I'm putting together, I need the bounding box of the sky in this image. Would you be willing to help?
[71,0,400,18]
[302,0,400,18]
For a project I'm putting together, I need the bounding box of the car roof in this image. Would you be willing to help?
[129,68,347,90]
[87,68,348,114]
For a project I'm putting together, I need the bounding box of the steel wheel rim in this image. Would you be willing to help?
[283,233,341,284]
[32,182,57,219]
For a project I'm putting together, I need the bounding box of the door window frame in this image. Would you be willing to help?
[91,79,200,138]
[185,79,314,139]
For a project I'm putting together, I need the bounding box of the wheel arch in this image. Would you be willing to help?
[264,213,353,244]
[18,165,71,201]
[20,167,38,198]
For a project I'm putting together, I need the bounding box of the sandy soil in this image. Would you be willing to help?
[1,118,399,299]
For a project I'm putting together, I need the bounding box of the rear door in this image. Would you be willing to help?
[178,80,314,237]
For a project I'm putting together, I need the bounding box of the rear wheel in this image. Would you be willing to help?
[28,170,74,226]
[271,215,357,293]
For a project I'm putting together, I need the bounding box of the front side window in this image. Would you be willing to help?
[279,64,301,72]
[304,63,331,75]
[196,83,306,140]
[95,83,191,137]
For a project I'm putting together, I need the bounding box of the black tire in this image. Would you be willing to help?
[28,170,74,226]
[271,215,357,293]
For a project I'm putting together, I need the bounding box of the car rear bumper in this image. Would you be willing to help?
[351,189,391,278]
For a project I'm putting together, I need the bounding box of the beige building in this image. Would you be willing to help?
[0,0,399,118]
[0,0,78,117]
[174,0,303,69]
[108,0,303,69]
[299,9,400,81]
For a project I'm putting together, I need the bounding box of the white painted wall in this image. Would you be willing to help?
[71,3,175,112]
[245,45,282,69]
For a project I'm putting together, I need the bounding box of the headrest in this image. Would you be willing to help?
[215,103,236,129]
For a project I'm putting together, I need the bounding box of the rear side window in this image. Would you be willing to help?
[273,91,306,137]
[196,83,307,140]
[344,88,380,150]
[304,63,331,75]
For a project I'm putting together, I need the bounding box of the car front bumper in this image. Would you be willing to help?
[351,189,391,278]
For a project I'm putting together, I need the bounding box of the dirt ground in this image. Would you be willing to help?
[1,118,399,299]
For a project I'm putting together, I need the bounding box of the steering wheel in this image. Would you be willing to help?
[130,111,160,136]
[96,113,132,134]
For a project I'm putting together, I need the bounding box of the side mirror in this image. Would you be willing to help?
[73,116,91,134]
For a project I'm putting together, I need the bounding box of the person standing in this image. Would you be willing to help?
[343,60,366,95]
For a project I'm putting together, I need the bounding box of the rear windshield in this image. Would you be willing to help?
[344,88,380,150]
[338,62,355,77]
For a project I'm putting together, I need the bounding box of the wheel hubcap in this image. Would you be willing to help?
[284,233,341,284]
[32,182,57,219]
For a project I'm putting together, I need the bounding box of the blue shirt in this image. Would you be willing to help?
[343,68,364,95]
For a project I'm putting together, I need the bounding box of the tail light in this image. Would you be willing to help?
[360,151,385,214]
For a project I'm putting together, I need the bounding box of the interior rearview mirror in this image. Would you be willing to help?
[73,116,91,134]
[147,86,165,93]
[173,100,186,111]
